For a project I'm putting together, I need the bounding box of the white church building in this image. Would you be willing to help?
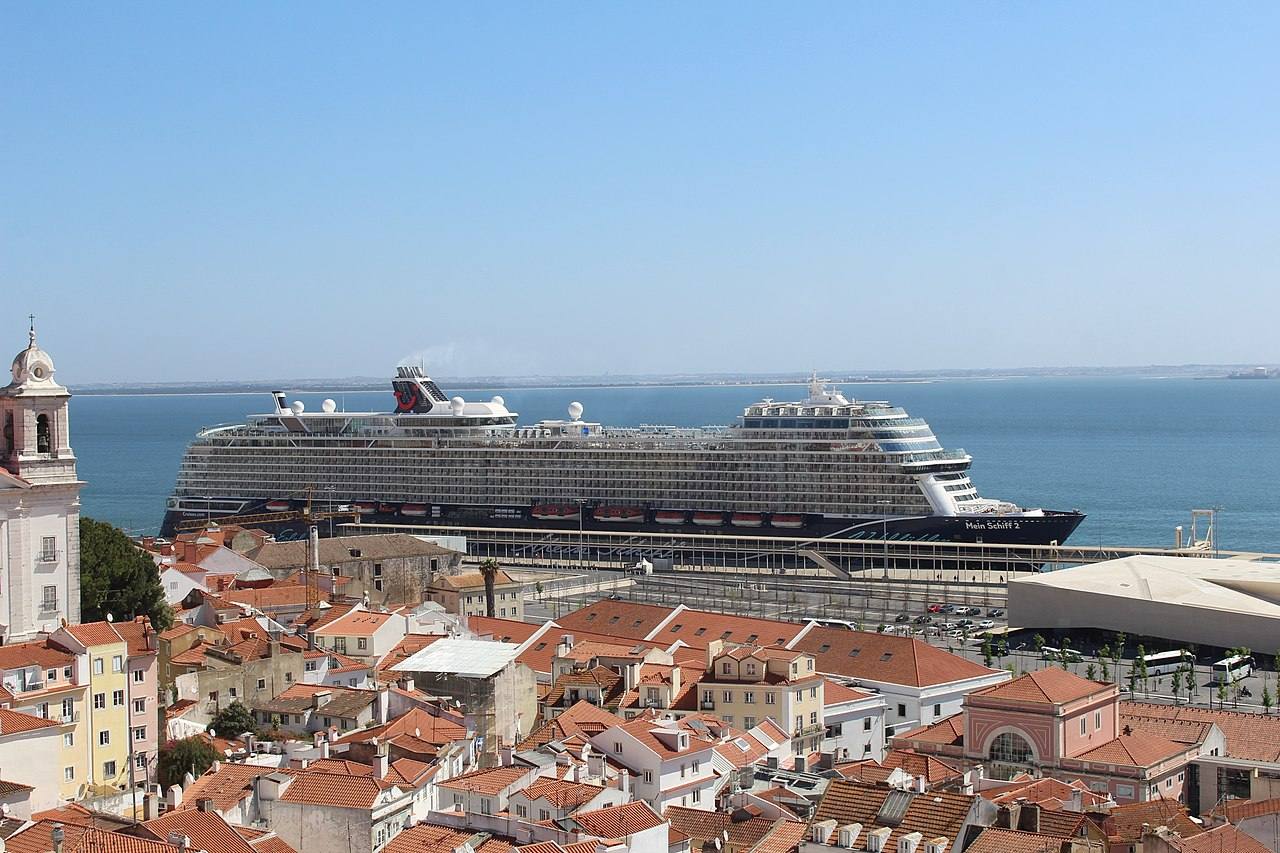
[0,322,82,641]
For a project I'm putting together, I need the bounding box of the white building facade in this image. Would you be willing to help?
[0,322,82,641]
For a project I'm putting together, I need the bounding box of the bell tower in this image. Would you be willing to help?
[0,317,82,640]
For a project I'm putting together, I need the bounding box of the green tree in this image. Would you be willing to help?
[1170,668,1182,703]
[1086,663,1097,682]
[208,701,256,739]
[1099,658,1110,682]
[1135,645,1148,693]
[981,638,993,668]
[1218,681,1228,707]
[79,517,173,630]
[1263,684,1273,715]
[1033,634,1046,655]
[1128,668,1138,694]
[1060,649,1070,670]
[157,736,219,790]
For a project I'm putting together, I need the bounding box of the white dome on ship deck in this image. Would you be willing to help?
[568,401,584,421]
[491,395,505,407]
[450,396,466,415]
[322,399,337,413]
[291,401,305,414]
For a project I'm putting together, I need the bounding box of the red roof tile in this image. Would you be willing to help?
[570,801,666,841]
[0,707,61,734]
[7,822,176,853]
[141,809,258,853]
[972,669,1111,705]
[438,765,531,795]
[792,626,999,688]
[1072,731,1189,768]
[62,621,124,648]
[1164,823,1270,853]
[1103,798,1202,842]
[1121,702,1280,763]
[965,827,1070,853]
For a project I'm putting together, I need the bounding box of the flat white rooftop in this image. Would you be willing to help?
[392,637,520,679]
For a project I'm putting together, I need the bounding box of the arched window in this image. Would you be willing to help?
[36,413,51,453]
[3,412,12,457]
[989,731,1034,764]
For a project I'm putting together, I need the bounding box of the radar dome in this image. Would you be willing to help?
[291,401,305,414]
[491,395,505,407]
[450,396,466,415]
[321,399,337,413]
[568,401,584,421]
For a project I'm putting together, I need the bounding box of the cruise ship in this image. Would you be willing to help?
[160,367,1084,546]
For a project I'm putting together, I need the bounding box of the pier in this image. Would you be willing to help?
[342,521,1280,578]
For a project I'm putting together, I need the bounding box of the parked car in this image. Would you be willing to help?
[978,619,996,629]
[939,621,958,631]
[987,608,1005,617]
[894,612,911,623]
[913,614,933,625]
[927,603,943,613]
[940,603,958,614]
[958,606,982,616]
[956,619,974,628]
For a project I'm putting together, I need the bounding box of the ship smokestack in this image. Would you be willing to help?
[272,391,288,414]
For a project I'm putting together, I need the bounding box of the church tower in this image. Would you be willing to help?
[0,318,82,640]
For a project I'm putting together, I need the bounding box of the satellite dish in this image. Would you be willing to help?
[568,401,584,421]
[491,395,505,407]
[321,399,337,413]
[291,401,305,414]
[450,396,466,415]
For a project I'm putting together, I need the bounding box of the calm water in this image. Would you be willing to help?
[72,378,1280,552]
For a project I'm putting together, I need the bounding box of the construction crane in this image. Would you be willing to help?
[174,485,359,533]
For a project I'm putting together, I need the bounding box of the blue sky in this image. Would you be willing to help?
[4,3,1278,382]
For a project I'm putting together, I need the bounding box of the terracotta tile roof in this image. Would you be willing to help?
[714,729,772,769]
[1164,823,1270,853]
[313,610,395,638]
[837,750,962,785]
[432,570,519,590]
[385,823,514,853]
[0,638,76,670]
[222,585,318,609]
[254,682,376,718]
[6,822,176,853]
[665,805,806,853]
[965,827,1070,853]
[896,714,965,747]
[812,779,977,852]
[1072,731,1189,768]
[544,666,627,708]
[245,835,297,853]
[520,700,625,750]
[823,679,875,705]
[792,626,999,688]
[113,616,158,657]
[62,620,125,648]
[1222,796,1280,822]
[661,610,806,650]
[247,534,452,569]
[0,707,61,734]
[30,803,96,826]
[1103,798,1202,843]
[1120,701,1280,763]
[570,801,666,841]
[438,765,531,795]
[0,780,32,795]
[466,616,542,645]
[982,777,1109,810]
[1036,810,1089,838]
[562,842,600,853]
[612,713,723,758]
[972,669,1111,705]
[141,809,258,853]
[522,777,605,809]
[179,763,290,812]
[516,626,667,676]
[160,624,197,641]
[278,771,390,808]
[335,706,467,749]
[556,601,677,640]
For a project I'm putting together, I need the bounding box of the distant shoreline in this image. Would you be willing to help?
[71,365,1273,396]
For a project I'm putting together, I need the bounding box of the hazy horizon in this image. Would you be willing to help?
[6,4,1279,383]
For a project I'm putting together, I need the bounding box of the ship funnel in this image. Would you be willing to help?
[272,391,288,414]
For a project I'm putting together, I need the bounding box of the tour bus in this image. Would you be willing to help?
[1210,654,1255,684]
[1142,649,1195,676]
[1041,646,1083,663]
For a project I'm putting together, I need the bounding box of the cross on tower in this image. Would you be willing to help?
[28,314,35,346]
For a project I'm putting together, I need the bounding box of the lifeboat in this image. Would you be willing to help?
[731,512,764,528]
[378,503,399,514]
[400,504,429,517]
[265,500,292,513]
[770,513,804,529]
[532,504,581,521]
[353,502,378,515]
[692,511,724,526]
[594,506,645,523]
[654,510,687,525]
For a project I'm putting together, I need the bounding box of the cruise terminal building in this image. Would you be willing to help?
[1009,554,1280,652]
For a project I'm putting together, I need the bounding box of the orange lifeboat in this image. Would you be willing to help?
[770,513,804,528]
[654,510,687,525]
[731,512,764,528]
[692,511,724,526]
[594,506,645,523]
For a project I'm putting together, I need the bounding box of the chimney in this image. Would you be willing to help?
[587,752,604,778]
[400,676,415,694]
[320,739,330,759]
[499,744,513,767]
[913,774,928,794]
[143,791,158,821]
[52,824,65,853]
[811,821,836,845]
[167,784,183,809]
[573,763,584,783]
[374,741,389,779]
[168,834,191,852]
[312,690,332,709]
[618,768,630,798]
[1068,788,1083,813]
[838,823,863,849]
[197,798,214,813]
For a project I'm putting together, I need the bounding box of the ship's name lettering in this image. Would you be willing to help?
[964,520,1021,530]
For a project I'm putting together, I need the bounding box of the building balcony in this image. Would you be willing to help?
[700,700,715,710]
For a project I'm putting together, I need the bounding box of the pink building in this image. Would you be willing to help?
[896,669,1198,805]
[113,616,160,783]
